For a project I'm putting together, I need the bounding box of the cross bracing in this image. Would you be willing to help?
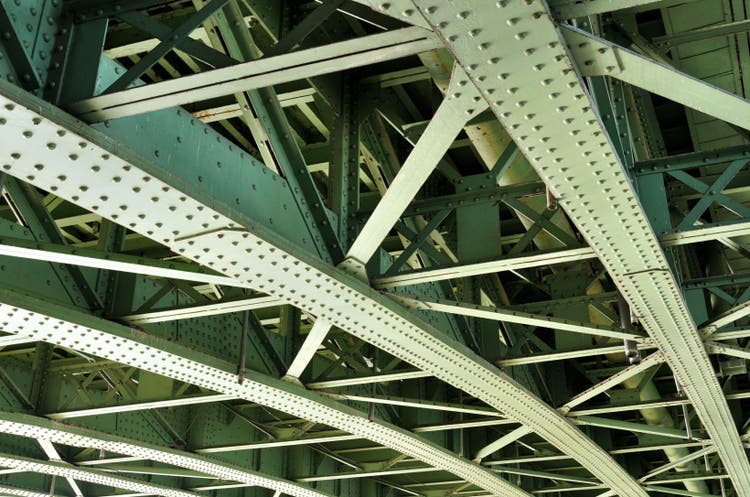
[0,1,747,497]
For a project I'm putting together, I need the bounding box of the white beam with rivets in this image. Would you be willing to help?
[69,27,441,122]
[342,66,487,271]
[0,287,519,497]
[563,26,750,132]
[407,0,750,495]
[0,77,632,497]
[0,453,200,497]
[0,411,331,497]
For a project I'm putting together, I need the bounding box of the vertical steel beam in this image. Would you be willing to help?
[328,76,360,250]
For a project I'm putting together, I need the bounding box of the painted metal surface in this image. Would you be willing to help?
[0,1,746,496]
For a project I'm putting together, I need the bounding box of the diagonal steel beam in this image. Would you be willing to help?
[115,11,237,69]
[0,410,333,497]
[0,286,526,497]
[0,79,647,497]
[639,446,718,483]
[702,301,750,333]
[342,67,486,272]
[407,1,750,494]
[36,439,83,497]
[563,25,750,132]
[103,0,229,93]
[474,426,533,463]
[560,352,665,414]
[283,318,333,382]
[0,452,199,497]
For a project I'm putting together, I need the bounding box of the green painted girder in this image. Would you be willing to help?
[0,0,748,492]
[633,145,750,176]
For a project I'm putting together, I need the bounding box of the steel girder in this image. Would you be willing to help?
[0,61,648,497]
[563,26,750,133]
[69,27,441,121]
[0,235,246,288]
[0,452,200,497]
[0,286,524,497]
[0,410,334,497]
[394,0,750,495]
[0,0,748,492]
[373,221,729,287]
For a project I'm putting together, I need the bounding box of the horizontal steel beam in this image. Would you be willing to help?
[69,27,441,121]
[374,247,598,288]
[322,393,502,417]
[374,221,745,288]
[574,416,694,440]
[390,294,647,341]
[0,236,246,288]
[194,432,360,453]
[661,220,750,246]
[633,145,750,176]
[306,370,432,389]
[45,393,233,419]
[497,345,637,367]
[549,0,696,18]
[121,296,282,324]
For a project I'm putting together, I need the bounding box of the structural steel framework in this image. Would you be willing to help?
[0,1,747,497]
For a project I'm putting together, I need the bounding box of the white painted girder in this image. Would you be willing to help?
[0,452,199,497]
[342,66,487,271]
[563,26,750,132]
[0,73,641,496]
[0,411,331,497]
[283,318,333,381]
[69,27,441,121]
[0,287,522,497]
[402,0,750,495]
[390,293,648,341]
